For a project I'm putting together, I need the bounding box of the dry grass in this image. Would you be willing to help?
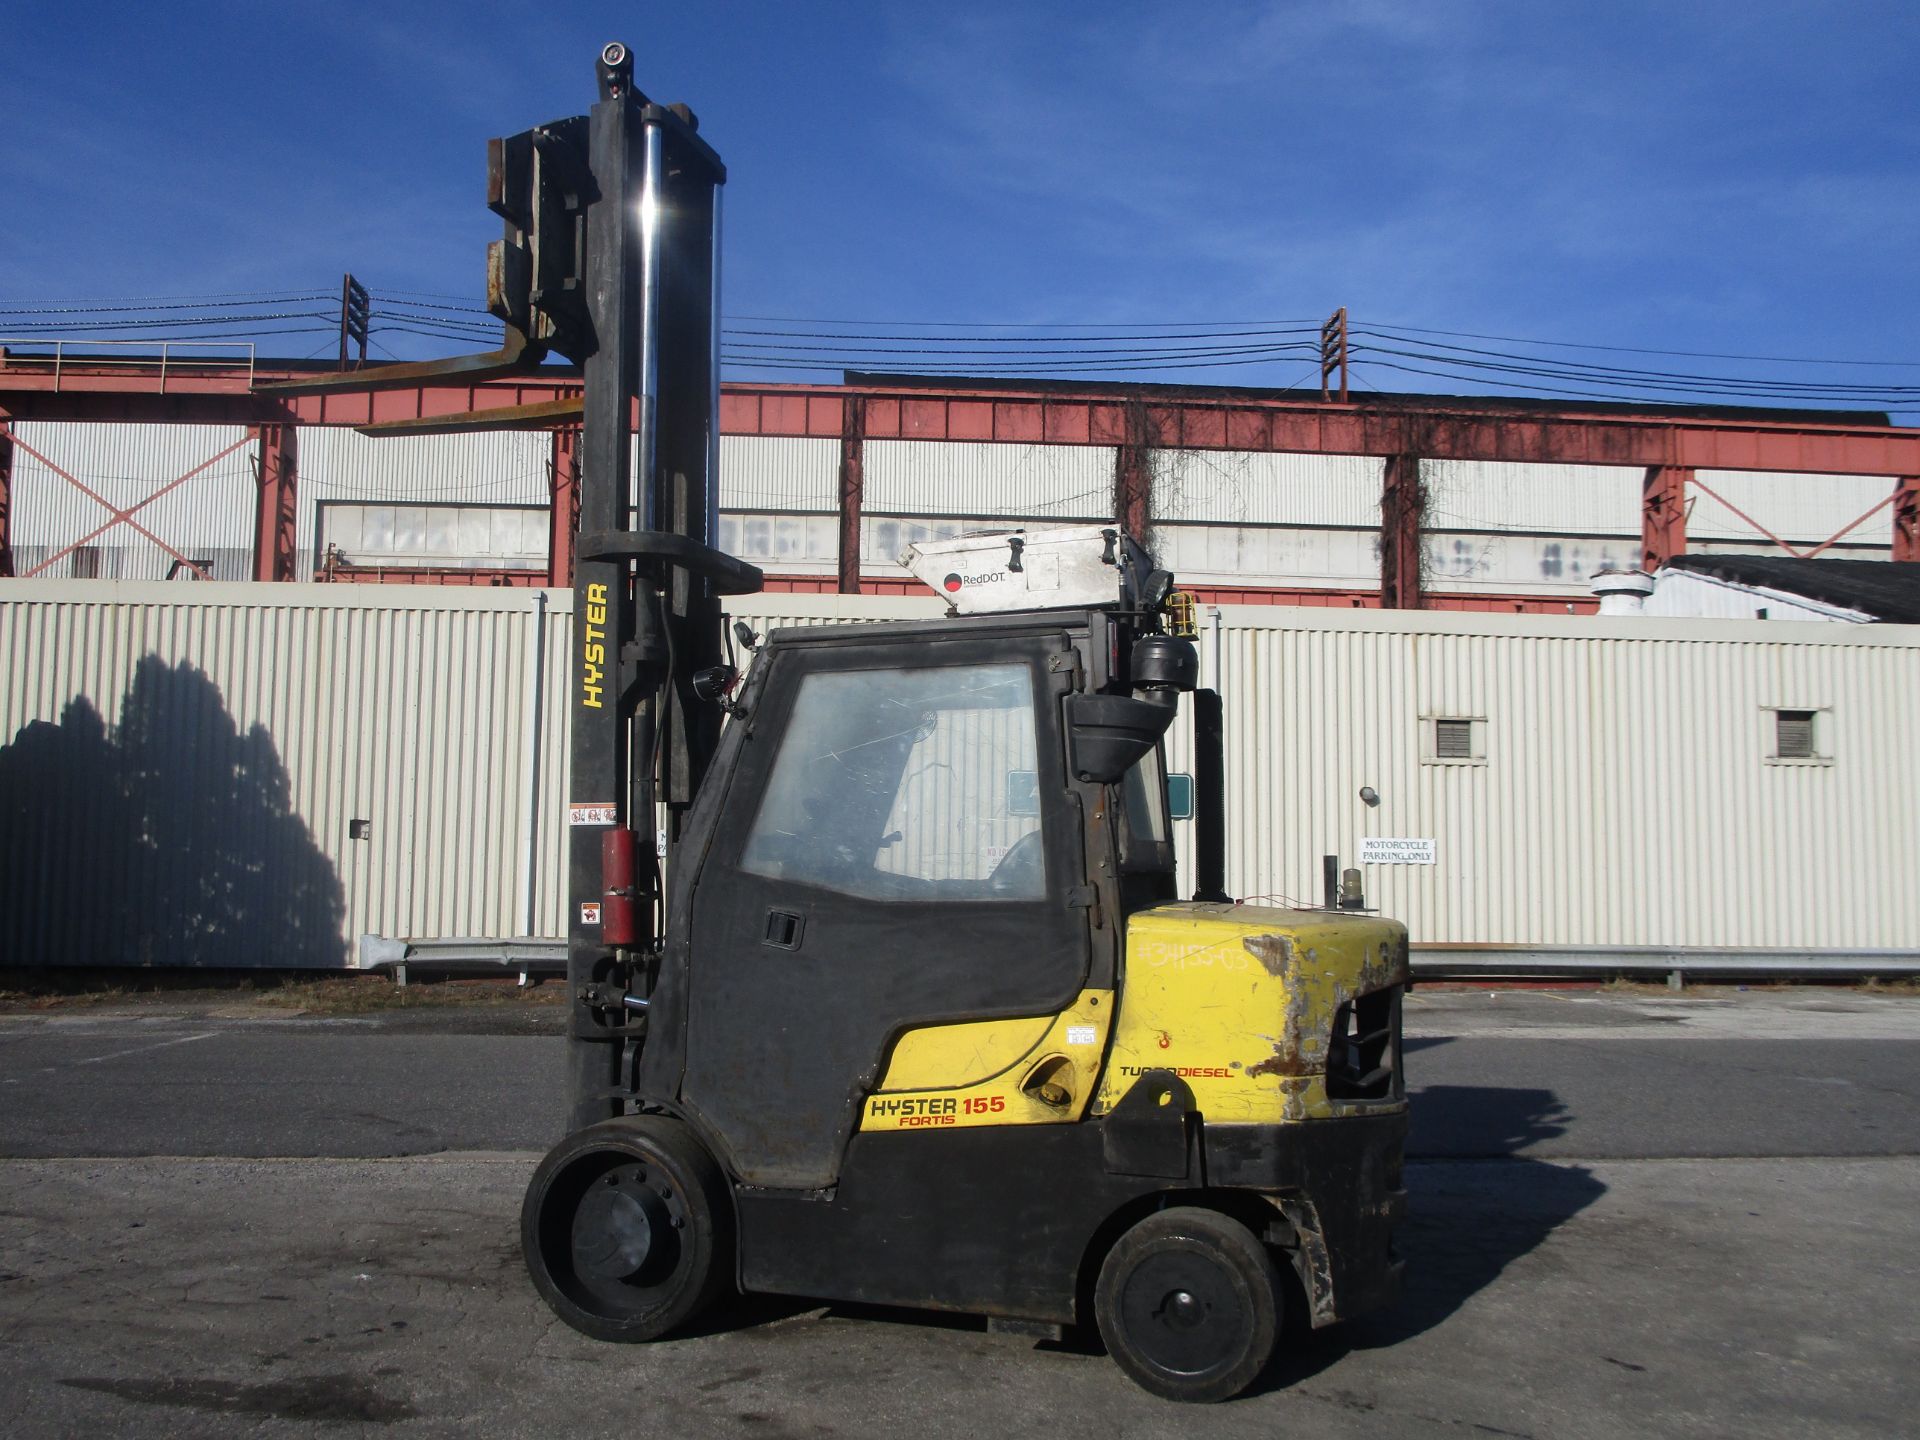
[1860,975,1920,994]
[246,976,562,1015]
[0,970,561,1015]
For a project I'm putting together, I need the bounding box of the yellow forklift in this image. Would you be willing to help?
[283,44,1409,1402]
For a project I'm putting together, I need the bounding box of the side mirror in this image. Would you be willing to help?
[1065,693,1178,784]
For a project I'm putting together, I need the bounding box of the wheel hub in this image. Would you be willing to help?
[1121,1252,1244,1375]
[571,1166,670,1281]
[1156,1287,1208,1330]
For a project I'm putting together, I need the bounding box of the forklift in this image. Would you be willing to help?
[281,45,1409,1402]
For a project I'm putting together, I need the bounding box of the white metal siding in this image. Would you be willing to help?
[718,435,839,513]
[11,422,256,580]
[1423,460,1642,536]
[1422,531,1641,595]
[1154,450,1382,527]
[3,584,1913,964]
[1689,470,1897,545]
[865,440,1115,520]
[0,582,568,965]
[1156,523,1381,589]
[1209,607,1919,949]
[297,429,551,573]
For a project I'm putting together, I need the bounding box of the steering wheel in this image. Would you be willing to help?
[986,830,1045,896]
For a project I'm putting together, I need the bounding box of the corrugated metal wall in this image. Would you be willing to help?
[1210,606,1919,948]
[0,581,570,966]
[1691,469,1895,546]
[4,583,1913,964]
[718,436,839,512]
[10,422,257,581]
[1156,450,1382,527]
[865,440,1115,519]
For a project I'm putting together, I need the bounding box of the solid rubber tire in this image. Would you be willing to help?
[521,1116,733,1342]
[1094,1206,1282,1402]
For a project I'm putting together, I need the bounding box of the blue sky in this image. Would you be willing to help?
[4,2,1917,410]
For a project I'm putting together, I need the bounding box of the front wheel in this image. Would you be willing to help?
[521,1116,733,1342]
[1094,1206,1282,1402]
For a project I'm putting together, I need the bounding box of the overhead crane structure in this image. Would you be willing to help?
[1,354,1917,602]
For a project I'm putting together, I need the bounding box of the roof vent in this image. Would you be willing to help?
[1590,568,1655,616]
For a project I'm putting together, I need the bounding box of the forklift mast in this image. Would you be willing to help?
[562,43,762,1132]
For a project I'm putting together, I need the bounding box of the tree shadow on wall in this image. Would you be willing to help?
[0,657,346,968]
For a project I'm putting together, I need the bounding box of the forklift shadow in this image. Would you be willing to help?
[691,1291,998,1344]
[1261,1085,1607,1394]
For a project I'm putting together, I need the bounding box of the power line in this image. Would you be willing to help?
[1352,331,1920,397]
[1363,319,1920,370]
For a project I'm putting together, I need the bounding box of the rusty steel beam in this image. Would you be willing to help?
[250,424,299,582]
[548,426,580,587]
[1895,477,1919,563]
[1642,465,1690,570]
[721,384,1920,478]
[1114,400,1152,540]
[1379,452,1425,610]
[837,395,864,594]
[0,418,12,577]
[355,396,585,437]
[6,364,1920,475]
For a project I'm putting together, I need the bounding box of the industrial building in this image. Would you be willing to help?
[2,353,1917,975]
[1,356,1915,606]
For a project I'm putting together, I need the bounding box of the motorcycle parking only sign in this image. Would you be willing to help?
[1359,837,1437,865]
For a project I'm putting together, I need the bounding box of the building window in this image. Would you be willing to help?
[1422,715,1486,765]
[1767,707,1831,765]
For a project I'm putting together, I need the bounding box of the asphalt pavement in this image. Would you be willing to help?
[1,984,1916,1438]
[2,985,1916,1161]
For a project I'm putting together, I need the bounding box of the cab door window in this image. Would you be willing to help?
[740,662,1044,901]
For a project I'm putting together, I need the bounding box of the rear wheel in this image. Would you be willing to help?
[521,1116,733,1342]
[1094,1206,1282,1402]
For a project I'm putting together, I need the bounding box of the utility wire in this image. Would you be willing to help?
[1362,319,1920,370]
[8,285,1918,409]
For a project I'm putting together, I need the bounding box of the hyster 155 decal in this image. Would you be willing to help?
[581,581,608,709]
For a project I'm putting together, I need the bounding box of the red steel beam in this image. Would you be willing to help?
[548,427,580,588]
[1114,400,1151,539]
[1379,452,1425,610]
[720,383,1920,478]
[250,424,298,582]
[837,395,865,594]
[0,418,13,578]
[1641,465,1690,570]
[5,361,1920,475]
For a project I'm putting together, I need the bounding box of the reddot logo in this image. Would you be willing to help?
[943,573,963,592]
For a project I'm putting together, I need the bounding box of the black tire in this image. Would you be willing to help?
[1094,1206,1282,1403]
[521,1116,733,1342]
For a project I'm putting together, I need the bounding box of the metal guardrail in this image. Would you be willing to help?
[356,935,1920,987]
[1412,945,1920,982]
[0,338,256,392]
[356,936,564,987]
